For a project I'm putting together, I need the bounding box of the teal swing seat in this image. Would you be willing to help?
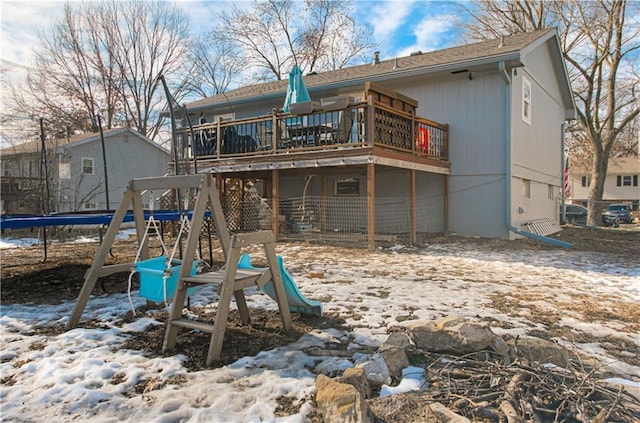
[137,256,198,303]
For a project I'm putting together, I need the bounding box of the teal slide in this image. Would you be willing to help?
[238,254,322,317]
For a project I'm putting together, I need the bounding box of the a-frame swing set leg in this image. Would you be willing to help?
[67,188,136,329]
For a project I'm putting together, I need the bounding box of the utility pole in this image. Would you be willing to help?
[39,118,50,215]
[97,115,110,210]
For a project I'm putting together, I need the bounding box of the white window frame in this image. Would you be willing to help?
[82,157,95,175]
[83,202,98,210]
[522,77,532,125]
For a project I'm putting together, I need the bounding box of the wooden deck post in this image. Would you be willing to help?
[215,117,222,159]
[271,113,278,153]
[272,169,280,237]
[367,163,375,250]
[410,169,416,244]
[366,97,375,147]
[321,174,328,231]
[444,174,449,234]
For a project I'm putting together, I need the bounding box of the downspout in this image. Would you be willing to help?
[498,61,572,249]
[560,122,566,223]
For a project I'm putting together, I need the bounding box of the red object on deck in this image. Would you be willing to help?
[416,127,430,155]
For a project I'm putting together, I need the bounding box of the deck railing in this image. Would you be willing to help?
[180,100,448,162]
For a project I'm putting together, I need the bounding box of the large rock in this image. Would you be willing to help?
[508,336,569,367]
[382,332,412,350]
[379,347,410,381]
[406,315,495,354]
[340,367,371,399]
[356,353,392,385]
[316,374,372,423]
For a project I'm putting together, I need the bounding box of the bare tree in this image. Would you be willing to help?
[183,35,244,98]
[96,1,190,140]
[464,0,640,225]
[211,0,375,82]
[7,1,190,141]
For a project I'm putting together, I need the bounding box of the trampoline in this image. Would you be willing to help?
[1,210,212,262]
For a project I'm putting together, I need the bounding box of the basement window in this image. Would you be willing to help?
[334,178,360,196]
[522,179,531,198]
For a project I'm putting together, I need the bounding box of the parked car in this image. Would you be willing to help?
[560,204,588,224]
[601,213,620,227]
[602,203,633,225]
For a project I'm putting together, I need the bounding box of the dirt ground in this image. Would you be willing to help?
[2,224,638,307]
[1,224,639,420]
[1,224,638,367]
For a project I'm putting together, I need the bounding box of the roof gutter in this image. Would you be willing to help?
[499,61,572,249]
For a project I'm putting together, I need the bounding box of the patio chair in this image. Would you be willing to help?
[333,109,355,144]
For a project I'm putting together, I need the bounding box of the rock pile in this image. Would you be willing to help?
[314,315,639,423]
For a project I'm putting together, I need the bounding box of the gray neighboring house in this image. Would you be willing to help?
[177,28,576,243]
[1,127,170,214]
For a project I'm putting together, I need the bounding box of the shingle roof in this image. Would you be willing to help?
[0,127,141,156]
[186,29,556,111]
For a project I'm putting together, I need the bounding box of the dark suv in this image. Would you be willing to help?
[602,204,633,225]
[560,204,588,224]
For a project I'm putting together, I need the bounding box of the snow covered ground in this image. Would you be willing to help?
[1,236,639,422]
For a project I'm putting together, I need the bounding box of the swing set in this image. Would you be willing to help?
[68,174,292,365]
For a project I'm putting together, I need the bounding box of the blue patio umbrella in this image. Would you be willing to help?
[283,65,311,113]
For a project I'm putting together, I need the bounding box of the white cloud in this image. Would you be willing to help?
[395,14,460,57]
[367,0,418,47]
[0,1,66,65]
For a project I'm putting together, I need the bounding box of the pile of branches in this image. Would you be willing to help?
[414,350,639,422]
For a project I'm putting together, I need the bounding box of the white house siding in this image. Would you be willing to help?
[510,42,567,230]
[58,133,169,212]
[387,72,509,238]
[571,157,640,207]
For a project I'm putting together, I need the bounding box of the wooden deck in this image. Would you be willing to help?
[175,82,449,175]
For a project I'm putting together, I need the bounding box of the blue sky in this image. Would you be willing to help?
[0,0,469,68]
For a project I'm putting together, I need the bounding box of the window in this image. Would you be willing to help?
[617,175,637,187]
[83,202,98,210]
[522,179,531,198]
[82,157,94,175]
[334,178,360,196]
[522,77,532,125]
[215,113,235,122]
[581,176,590,187]
[548,184,554,199]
